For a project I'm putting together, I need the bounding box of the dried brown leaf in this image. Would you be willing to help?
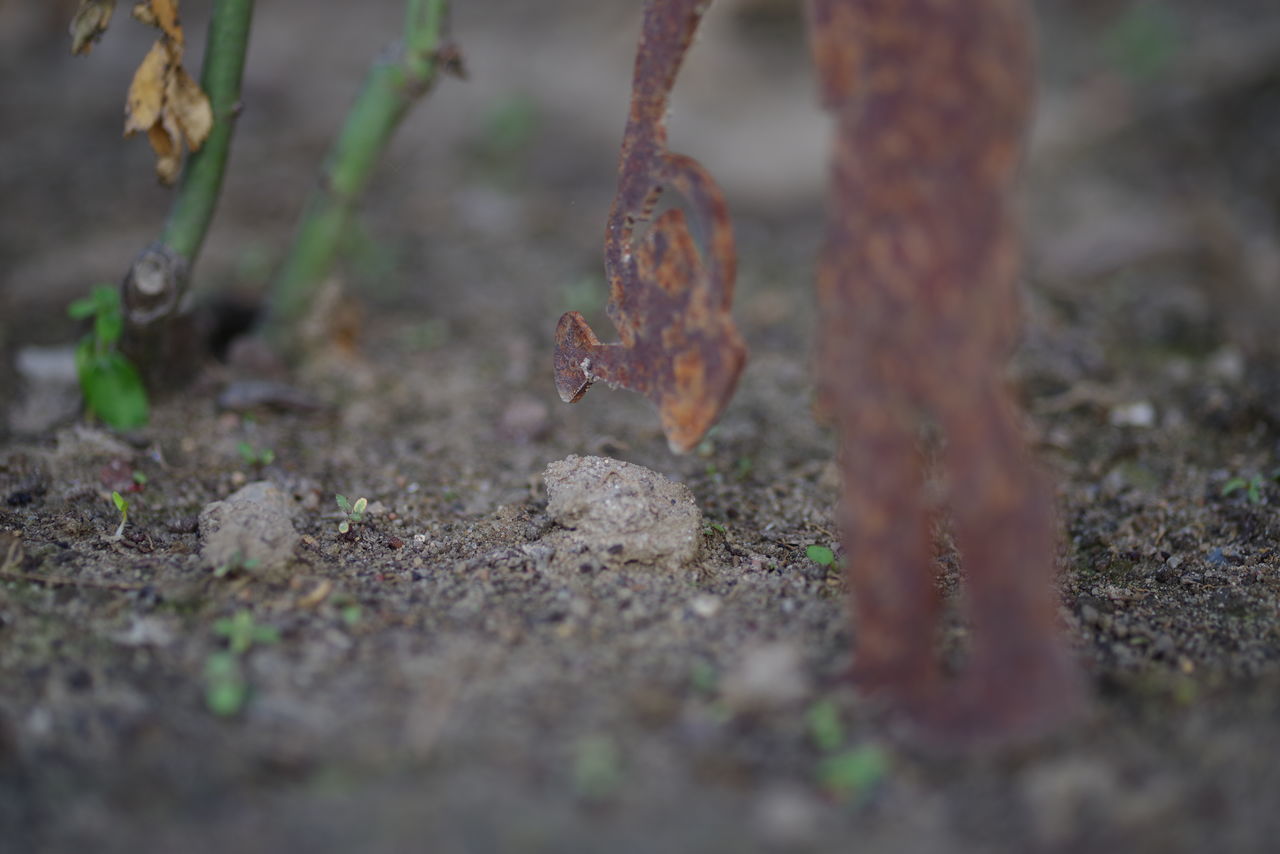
[70,0,117,55]
[124,39,170,136]
[147,122,181,184]
[123,23,211,184]
[166,63,213,150]
[132,0,183,44]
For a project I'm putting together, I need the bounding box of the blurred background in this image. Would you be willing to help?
[2,3,1280,851]
[1,0,1279,415]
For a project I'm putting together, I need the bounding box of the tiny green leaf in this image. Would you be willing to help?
[818,745,889,798]
[112,491,127,513]
[341,604,362,626]
[76,343,149,430]
[806,699,844,753]
[806,545,836,567]
[336,494,352,514]
[67,296,99,320]
[204,651,248,716]
[690,660,718,695]
[572,735,622,801]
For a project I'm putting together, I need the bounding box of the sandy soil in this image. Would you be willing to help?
[1,1,1279,851]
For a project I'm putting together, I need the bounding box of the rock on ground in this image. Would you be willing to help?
[542,454,703,570]
[198,481,300,575]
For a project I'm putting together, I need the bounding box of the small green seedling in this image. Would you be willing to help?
[212,551,262,579]
[704,522,726,537]
[806,698,845,754]
[111,490,129,539]
[571,735,623,802]
[67,284,149,430]
[205,610,279,717]
[1103,1,1179,83]
[1222,475,1265,505]
[204,651,248,717]
[236,440,276,467]
[804,697,888,800]
[214,610,281,655]
[335,494,368,534]
[806,544,841,568]
[690,659,719,696]
[818,744,889,800]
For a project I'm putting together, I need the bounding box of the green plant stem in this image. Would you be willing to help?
[163,0,255,260]
[263,0,451,354]
[120,0,254,389]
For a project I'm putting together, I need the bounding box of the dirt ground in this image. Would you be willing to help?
[2,1,1279,851]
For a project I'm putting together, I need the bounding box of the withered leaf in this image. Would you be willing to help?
[165,63,213,149]
[132,0,183,44]
[147,121,181,184]
[125,40,169,136]
[70,0,117,56]
[121,0,211,184]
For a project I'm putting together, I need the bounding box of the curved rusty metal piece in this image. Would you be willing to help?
[808,0,1084,746]
[554,0,746,453]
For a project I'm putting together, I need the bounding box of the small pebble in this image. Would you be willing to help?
[721,641,810,713]
[542,455,702,569]
[198,481,300,574]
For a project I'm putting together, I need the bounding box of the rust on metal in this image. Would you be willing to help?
[807,0,1083,744]
[554,0,746,453]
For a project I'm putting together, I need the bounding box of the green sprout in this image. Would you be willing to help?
[111,490,129,539]
[1222,475,1265,505]
[806,698,845,754]
[571,735,623,802]
[204,651,247,717]
[817,745,889,800]
[67,284,149,430]
[214,610,281,655]
[236,440,276,467]
[690,659,719,696]
[205,611,280,717]
[335,494,368,534]
[212,550,262,579]
[806,544,840,568]
[1103,1,1180,83]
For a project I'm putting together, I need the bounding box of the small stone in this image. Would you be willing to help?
[112,615,177,647]
[721,641,810,713]
[1109,401,1156,428]
[689,594,721,618]
[542,455,702,569]
[9,345,81,435]
[1021,757,1118,845]
[198,481,300,575]
[754,784,822,847]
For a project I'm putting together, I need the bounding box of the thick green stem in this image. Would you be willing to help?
[264,0,451,354]
[163,0,255,259]
[121,0,254,388]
